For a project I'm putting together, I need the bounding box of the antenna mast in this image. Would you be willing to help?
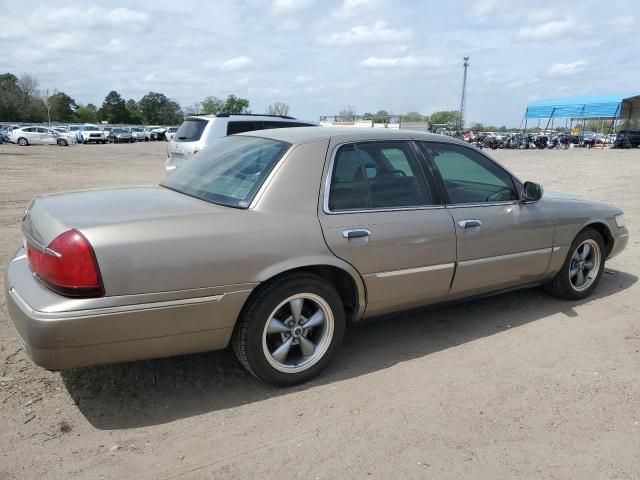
[459,57,470,129]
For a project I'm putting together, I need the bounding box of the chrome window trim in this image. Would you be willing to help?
[458,247,552,267]
[372,262,455,278]
[322,141,441,215]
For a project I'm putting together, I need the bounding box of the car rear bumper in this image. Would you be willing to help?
[5,249,252,370]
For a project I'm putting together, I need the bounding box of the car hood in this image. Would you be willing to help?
[22,186,234,247]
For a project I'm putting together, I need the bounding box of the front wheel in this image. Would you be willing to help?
[232,274,345,386]
[57,138,68,146]
[18,137,28,146]
[544,228,606,300]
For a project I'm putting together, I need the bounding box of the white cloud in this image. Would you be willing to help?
[323,21,411,45]
[360,55,443,68]
[467,0,499,18]
[547,60,588,76]
[295,75,314,84]
[272,0,314,15]
[220,56,254,71]
[334,0,383,18]
[30,6,149,31]
[515,18,586,41]
[609,15,634,30]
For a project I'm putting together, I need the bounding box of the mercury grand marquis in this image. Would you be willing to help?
[5,127,629,385]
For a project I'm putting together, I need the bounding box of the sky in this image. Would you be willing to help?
[0,0,638,126]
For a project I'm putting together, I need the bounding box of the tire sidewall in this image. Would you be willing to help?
[240,275,345,386]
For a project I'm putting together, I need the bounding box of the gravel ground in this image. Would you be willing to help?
[0,141,639,479]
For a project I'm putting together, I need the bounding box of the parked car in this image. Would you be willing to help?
[165,126,179,141]
[77,125,107,144]
[1,125,21,142]
[8,126,74,146]
[6,128,628,385]
[150,127,167,141]
[166,113,316,173]
[129,127,150,142]
[107,128,134,143]
[617,129,640,147]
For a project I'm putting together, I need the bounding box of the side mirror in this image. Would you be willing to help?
[522,181,543,202]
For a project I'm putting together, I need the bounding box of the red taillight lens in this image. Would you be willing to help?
[26,229,103,297]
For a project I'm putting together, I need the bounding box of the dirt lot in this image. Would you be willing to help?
[1,141,639,479]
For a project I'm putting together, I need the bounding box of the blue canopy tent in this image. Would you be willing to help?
[523,93,640,135]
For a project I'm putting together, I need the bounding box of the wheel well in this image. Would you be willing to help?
[239,266,361,325]
[583,222,613,256]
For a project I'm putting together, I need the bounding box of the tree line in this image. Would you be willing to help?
[0,71,257,125]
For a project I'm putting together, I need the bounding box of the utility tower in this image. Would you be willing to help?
[459,57,470,129]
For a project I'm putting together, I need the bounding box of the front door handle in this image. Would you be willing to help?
[342,229,371,239]
[458,220,482,228]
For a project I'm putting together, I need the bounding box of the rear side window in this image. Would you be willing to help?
[227,121,263,135]
[328,142,432,211]
[161,135,290,208]
[175,119,208,142]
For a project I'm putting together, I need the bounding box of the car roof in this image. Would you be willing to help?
[184,114,304,122]
[239,126,466,146]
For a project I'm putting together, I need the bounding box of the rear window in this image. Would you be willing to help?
[161,135,290,208]
[175,118,208,142]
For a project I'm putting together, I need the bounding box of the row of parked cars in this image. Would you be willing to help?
[0,124,179,146]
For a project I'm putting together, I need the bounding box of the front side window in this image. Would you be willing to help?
[161,135,290,208]
[420,143,518,204]
[328,142,431,211]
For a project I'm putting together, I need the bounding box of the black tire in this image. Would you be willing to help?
[57,138,68,146]
[18,137,28,146]
[543,228,606,300]
[232,273,345,386]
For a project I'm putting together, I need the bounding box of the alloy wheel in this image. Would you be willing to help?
[569,239,601,292]
[262,293,334,373]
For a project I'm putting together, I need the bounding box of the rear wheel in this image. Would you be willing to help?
[232,274,345,386]
[57,138,68,146]
[544,228,606,300]
[18,137,28,146]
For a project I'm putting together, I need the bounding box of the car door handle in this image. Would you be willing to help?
[342,229,371,239]
[458,220,482,228]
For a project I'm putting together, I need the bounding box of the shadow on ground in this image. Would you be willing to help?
[61,270,637,430]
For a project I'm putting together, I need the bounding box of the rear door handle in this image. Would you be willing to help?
[342,229,371,239]
[458,220,482,228]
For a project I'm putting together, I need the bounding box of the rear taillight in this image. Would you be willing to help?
[26,229,103,297]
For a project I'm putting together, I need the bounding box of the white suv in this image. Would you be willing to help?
[165,114,315,173]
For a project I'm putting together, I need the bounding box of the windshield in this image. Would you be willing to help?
[161,135,290,208]
[175,118,207,142]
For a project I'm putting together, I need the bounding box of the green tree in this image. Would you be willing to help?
[48,91,77,122]
[201,96,224,114]
[266,102,290,116]
[75,104,98,123]
[0,73,22,121]
[126,99,143,124]
[138,92,183,124]
[99,90,129,123]
[373,110,389,123]
[429,110,461,126]
[402,111,425,122]
[221,94,250,114]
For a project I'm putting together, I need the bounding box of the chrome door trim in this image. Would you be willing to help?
[458,247,552,267]
[373,262,455,278]
[446,201,520,209]
[10,287,227,319]
[322,141,444,215]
